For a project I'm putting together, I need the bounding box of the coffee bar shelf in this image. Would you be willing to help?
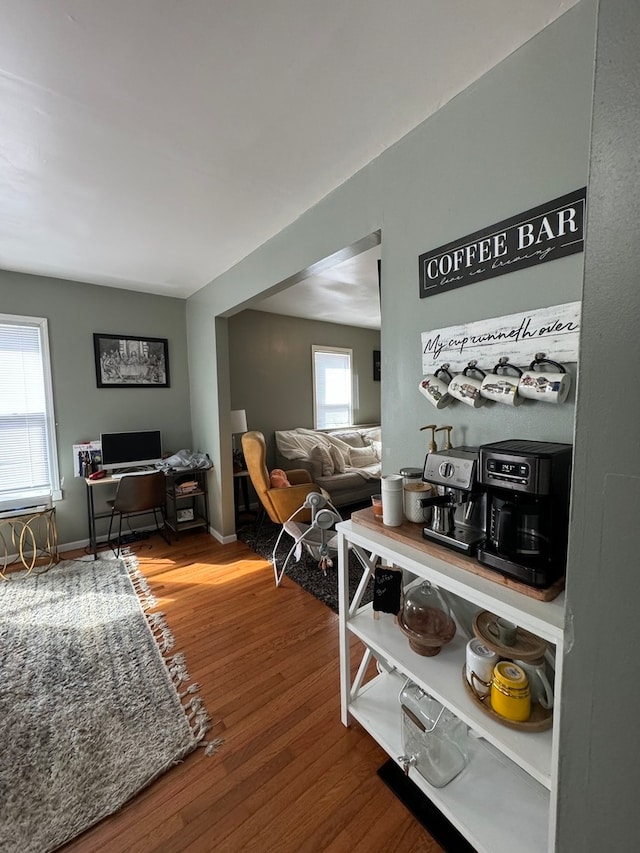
[351,670,549,853]
[342,520,565,641]
[348,606,553,787]
[337,516,564,853]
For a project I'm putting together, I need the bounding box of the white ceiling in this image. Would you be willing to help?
[0,0,579,320]
[255,242,382,329]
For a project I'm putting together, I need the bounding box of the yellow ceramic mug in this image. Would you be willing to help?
[490,662,531,722]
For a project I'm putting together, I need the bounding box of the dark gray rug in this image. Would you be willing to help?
[377,759,477,852]
[237,505,373,612]
[0,555,219,853]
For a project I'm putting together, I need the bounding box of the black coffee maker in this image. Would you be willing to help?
[477,439,572,588]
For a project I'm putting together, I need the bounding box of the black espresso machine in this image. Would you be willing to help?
[477,439,572,588]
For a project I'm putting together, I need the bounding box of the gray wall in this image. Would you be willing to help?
[376,2,592,467]
[0,269,191,546]
[188,1,594,541]
[229,309,380,466]
[556,1,640,849]
[186,1,640,848]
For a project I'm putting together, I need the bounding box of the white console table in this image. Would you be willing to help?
[337,508,565,853]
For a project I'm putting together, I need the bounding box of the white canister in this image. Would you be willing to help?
[403,481,434,523]
[381,474,404,527]
[465,638,500,698]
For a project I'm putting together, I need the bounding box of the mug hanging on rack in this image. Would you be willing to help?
[480,358,524,407]
[448,361,487,408]
[518,353,571,404]
[418,365,453,409]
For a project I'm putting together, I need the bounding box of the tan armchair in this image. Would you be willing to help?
[241,430,324,524]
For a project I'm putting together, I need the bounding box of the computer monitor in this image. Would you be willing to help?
[100,430,162,472]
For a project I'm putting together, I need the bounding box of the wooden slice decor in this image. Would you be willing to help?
[473,610,548,661]
[349,507,564,602]
[462,665,553,732]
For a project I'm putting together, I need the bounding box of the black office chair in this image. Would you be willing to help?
[107,472,169,555]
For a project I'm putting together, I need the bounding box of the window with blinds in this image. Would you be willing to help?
[312,346,353,430]
[0,315,60,507]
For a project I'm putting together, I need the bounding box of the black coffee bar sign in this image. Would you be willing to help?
[418,187,586,299]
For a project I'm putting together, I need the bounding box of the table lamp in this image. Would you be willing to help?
[231,409,248,470]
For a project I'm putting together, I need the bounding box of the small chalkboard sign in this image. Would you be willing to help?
[373,565,402,615]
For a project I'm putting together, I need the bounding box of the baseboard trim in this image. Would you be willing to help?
[209,525,236,545]
[58,524,231,554]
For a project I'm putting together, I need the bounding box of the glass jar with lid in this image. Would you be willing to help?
[398,580,456,656]
[398,679,468,787]
[400,466,433,523]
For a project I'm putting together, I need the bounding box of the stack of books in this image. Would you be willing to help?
[175,480,199,496]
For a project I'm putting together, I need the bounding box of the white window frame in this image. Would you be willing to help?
[0,314,61,507]
[312,345,353,430]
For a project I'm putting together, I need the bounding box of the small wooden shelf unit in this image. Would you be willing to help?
[165,469,210,538]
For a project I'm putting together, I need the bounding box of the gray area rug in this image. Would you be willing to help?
[0,555,217,853]
[237,506,374,612]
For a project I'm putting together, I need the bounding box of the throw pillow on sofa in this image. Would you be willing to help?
[329,443,347,474]
[348,445,379,468]
[331,430,366,448]
[368,439,382,461]
[362,427,382,444]
[310,444,334,477]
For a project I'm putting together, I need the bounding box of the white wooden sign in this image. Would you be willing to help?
[421,301,581,373]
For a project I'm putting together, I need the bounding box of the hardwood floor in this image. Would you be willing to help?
[60,531,443,853]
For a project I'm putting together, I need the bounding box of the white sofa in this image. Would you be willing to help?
[274,426,381,507]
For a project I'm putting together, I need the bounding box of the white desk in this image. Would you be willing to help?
[85,469,210,557]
